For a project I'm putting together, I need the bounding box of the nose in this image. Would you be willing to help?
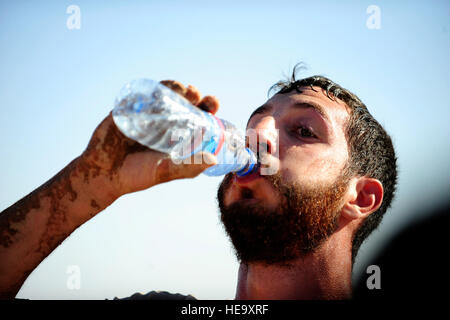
[246,117,278,161]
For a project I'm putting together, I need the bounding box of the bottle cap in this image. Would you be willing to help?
[236,148,258,177]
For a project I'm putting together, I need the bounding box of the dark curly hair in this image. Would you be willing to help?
[269,64,398,265]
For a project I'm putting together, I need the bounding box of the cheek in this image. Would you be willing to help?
[279,146,346,186]
[223,183,239,206]
[219,174,235,206]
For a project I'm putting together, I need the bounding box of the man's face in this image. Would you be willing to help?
[217,86,352,264]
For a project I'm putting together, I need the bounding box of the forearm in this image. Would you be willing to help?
[0,81,219,299]
[0,156,118,298]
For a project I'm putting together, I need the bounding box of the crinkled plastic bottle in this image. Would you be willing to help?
[112,79,257,176]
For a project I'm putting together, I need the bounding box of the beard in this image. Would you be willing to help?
[217,170,350,265]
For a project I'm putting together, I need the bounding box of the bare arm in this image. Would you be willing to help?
[0,155,118,298]
[0,80,219,298]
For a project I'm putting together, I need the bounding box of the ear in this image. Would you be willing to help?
[341,177,384,221]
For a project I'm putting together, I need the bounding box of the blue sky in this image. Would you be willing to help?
[1,0,449,299]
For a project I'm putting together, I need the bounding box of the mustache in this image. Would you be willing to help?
[220,169,281,197]
[218,169,286,210]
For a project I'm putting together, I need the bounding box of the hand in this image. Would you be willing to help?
[79,80,220,198]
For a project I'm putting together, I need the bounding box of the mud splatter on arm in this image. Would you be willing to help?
[0,80,220,299]
[0,154,119,299]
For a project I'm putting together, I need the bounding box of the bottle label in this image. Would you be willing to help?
[212,115,226,156]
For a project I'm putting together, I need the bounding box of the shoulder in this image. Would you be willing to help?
[114,291,197,300]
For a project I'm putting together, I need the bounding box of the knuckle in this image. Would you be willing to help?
[198,96,219,113]
[160,80,186,96]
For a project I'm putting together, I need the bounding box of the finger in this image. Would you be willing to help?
[160,80,187,97]
[153,152,217,184]
[185,85,202,105]
[181,152,218,179]
[197,96,220,115]
[170,152,217,180]
[160,80,203,106]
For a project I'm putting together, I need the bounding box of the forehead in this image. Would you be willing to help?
[248,86,351,134]
[267,86,350,123]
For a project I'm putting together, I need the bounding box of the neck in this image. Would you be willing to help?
[234,227,353,300]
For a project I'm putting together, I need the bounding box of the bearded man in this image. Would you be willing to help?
[0,66,397,300]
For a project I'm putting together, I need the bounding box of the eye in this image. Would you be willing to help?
[296,125,317,139]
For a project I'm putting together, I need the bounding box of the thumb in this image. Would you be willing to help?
[154,152,218,184]
[179,152,218,179]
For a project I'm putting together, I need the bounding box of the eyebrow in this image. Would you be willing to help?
[248,101,331,124]
[292,102,330,124]
[248,104,273,120]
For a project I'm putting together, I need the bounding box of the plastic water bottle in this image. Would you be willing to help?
[112,79,257,176]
